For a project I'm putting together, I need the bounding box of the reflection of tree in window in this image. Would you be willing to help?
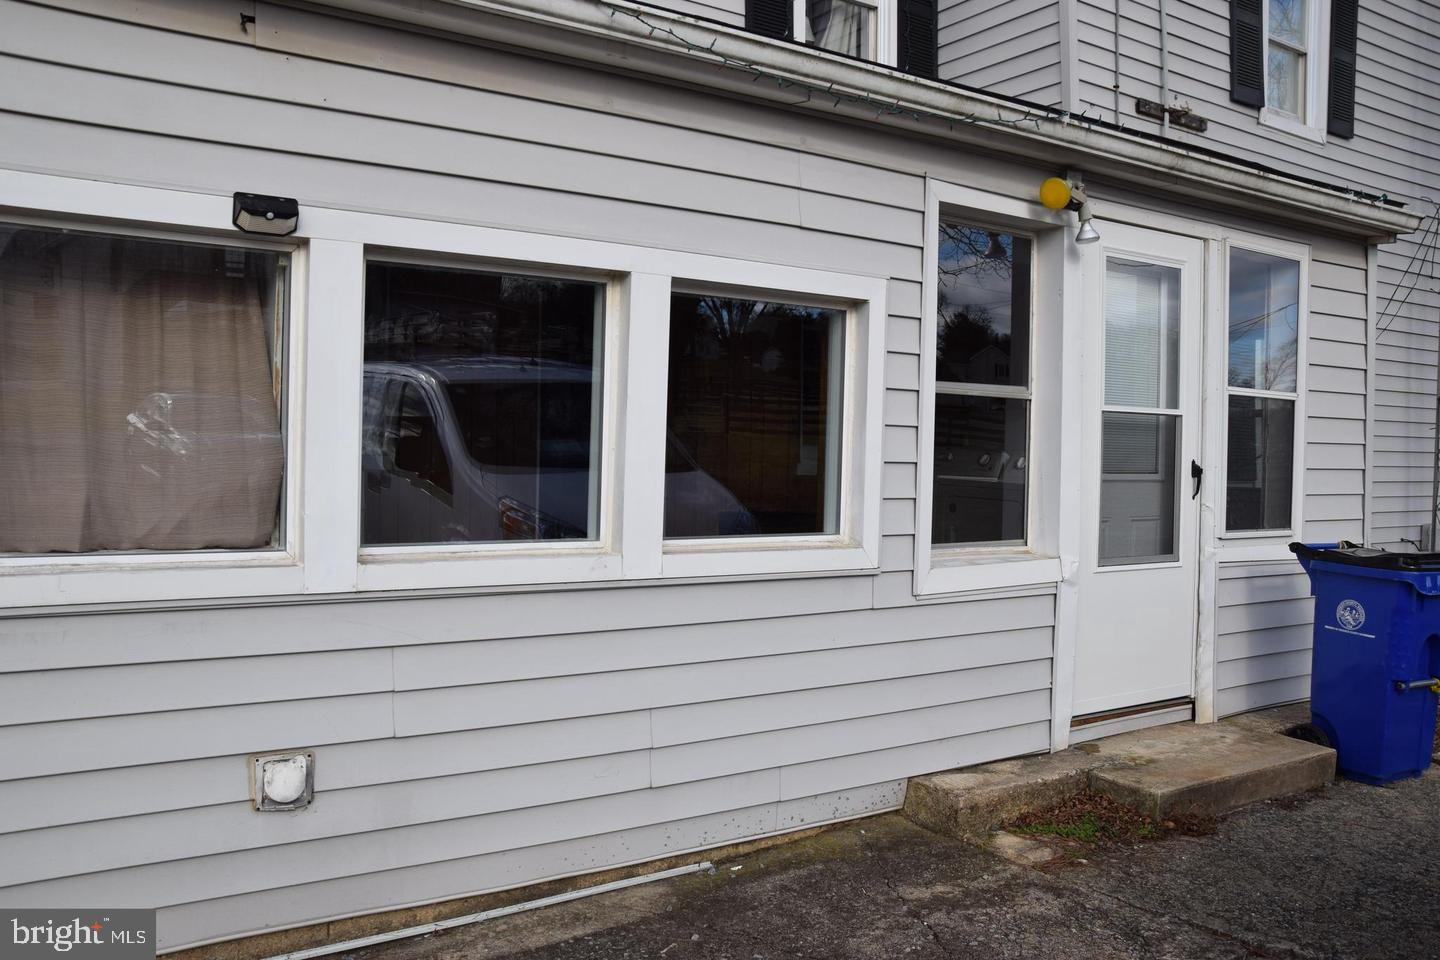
[666,294,840,536]
[935,225,1030,389]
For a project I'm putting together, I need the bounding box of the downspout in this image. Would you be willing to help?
[1157,0,1172,136]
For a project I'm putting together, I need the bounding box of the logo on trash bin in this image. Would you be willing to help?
[1336,599,1366,631]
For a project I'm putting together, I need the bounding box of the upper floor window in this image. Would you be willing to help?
[1230,0,1357,141]
[1265,0,1310,117]
[802,0,877,59]
[746,0,907,69]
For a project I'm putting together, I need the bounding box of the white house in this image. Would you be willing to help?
[0,0,1434,952]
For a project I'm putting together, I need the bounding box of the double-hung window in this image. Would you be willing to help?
[1260,0,1329,138]
[796,0,882,59]
[930,221,1033,548]
[1223,245,1303,535]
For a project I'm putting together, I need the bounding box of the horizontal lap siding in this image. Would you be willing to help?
[1075,0,1440,549]
[0,1,1057,951]
[937,0,1065,105]
[1215,563,1315,716]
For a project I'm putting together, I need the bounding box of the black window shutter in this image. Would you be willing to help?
[746,0,792,40]
[1229,0,1264,107]
[898,0,938,79]
[1327,0,1358,137]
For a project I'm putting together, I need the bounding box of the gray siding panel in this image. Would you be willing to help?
[1214,564,1316,717]
[936,0,1065,105]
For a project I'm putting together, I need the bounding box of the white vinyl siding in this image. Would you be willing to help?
[936,0,1065,105]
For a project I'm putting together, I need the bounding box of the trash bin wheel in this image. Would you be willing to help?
[1286,722,1331,748]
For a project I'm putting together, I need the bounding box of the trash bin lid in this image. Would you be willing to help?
[1290,541,1440,572]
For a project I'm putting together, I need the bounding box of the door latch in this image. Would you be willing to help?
[1190,460,1203,499]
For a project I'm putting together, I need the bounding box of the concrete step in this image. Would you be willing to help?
[905,706,1336,840]
[1085,721,1336,820]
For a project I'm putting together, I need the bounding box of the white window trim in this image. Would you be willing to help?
[913,179,1072,597]
[791,0,897,66]
[0,169,885,608]
[1212,234,1310,553]
[1258,0,1330,141]
[0,202,309,610]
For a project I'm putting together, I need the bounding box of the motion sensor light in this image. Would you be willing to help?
[232,193,299,236]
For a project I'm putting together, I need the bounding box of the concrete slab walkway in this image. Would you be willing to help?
[350,768,1440,960]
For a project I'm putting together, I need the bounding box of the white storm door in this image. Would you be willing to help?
[1072,223,1205,717]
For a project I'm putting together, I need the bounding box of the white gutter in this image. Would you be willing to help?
[311,0,1420,240]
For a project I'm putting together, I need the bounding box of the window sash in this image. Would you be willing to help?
[1221,244,1304,537]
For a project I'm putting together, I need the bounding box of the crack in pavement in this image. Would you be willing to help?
[1039,869,1323,960]
[882,876,954,955]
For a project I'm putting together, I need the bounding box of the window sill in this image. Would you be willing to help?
[0,550,304,610]
[661,539,877,579]
[1258,108,1326,144]
[915,552,1062,596]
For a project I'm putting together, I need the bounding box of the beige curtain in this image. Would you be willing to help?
[0,229,283,553]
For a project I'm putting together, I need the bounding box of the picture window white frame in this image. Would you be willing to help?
[0,169,885,608]
[0,200,307,609]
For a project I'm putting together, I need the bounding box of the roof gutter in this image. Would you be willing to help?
[309,0,1420,241]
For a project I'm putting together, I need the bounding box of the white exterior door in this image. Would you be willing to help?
[1072,223,1205,717]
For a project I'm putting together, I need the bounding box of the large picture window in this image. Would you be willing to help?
[930,221,1033,547]
[1225,247,1300,532]
[0,222,288,554]
[666,292,843,539]
[362,260,603,546]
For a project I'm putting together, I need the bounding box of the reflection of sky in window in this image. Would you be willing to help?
[938,226,1015,339]
[1268,0,1305,44]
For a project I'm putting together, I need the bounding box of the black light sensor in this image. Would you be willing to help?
[232,192,298,236]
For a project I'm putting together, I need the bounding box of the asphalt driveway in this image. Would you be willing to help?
[357,767,1440,960]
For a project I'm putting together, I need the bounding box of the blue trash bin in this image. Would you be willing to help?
[1290,542,1440,784]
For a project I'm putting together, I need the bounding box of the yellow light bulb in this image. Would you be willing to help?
[1039,177,1072,210]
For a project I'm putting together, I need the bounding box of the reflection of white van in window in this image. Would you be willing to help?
[362,358,756,545]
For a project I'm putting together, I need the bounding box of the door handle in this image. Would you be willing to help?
[1191,460,1203,500]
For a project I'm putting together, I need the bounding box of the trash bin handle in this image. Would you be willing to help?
[1393,677,1440,694]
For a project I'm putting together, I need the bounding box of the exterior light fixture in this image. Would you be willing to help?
[1038,177,1072,211]
[232,192,298,236]
[251,751,315,811]
[1039,175,1100,244]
